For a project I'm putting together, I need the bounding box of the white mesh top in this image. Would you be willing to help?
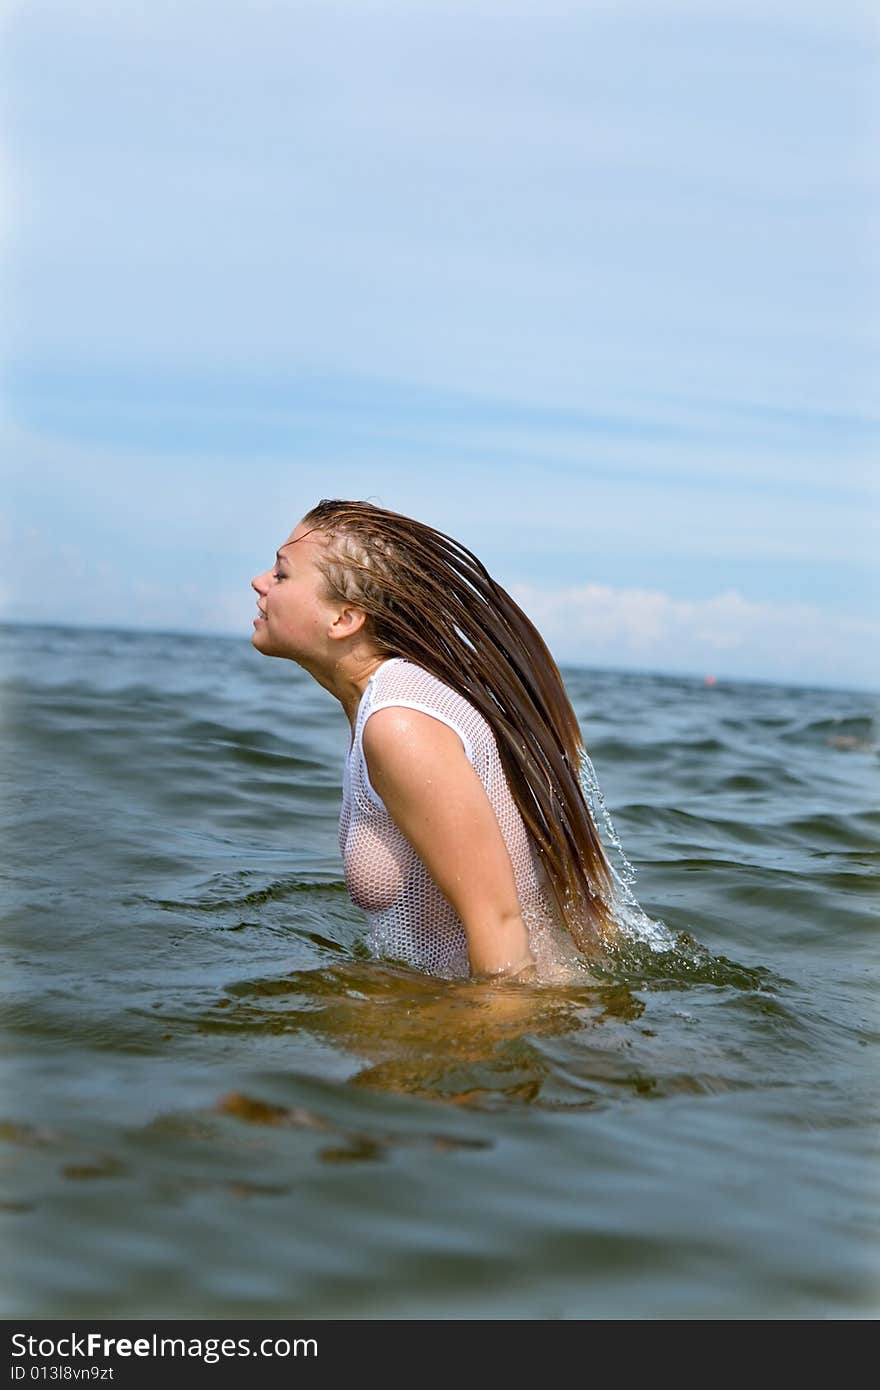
[338,656,584,980]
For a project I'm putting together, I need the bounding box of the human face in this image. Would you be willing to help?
[251,521,341,662]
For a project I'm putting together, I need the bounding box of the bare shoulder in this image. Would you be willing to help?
[361,707,472,804]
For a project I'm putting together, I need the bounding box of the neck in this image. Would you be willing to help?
[303,651,392,737]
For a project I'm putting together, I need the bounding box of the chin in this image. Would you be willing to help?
[253,633,281,659]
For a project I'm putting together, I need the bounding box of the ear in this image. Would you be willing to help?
[328,605,368,640]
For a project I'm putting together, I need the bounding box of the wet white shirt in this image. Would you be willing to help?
[339,656,579,979]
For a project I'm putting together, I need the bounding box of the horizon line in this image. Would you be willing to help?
[1,618,877,700]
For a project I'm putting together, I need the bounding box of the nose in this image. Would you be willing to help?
[252,570,270,597]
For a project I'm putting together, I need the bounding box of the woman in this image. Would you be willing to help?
[251,499,618,983]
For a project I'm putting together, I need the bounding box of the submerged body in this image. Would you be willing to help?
[341,656,583,980]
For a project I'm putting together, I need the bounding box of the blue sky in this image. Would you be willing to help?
[2,0,877,690]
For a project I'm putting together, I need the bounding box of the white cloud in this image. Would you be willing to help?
[511,580,880,688]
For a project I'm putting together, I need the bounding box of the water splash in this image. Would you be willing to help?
[578,745,676,952]
[578,746,638,899]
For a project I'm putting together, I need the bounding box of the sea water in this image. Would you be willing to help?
[1,622,877,1318]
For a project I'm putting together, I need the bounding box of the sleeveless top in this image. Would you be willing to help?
[338,656,582,980]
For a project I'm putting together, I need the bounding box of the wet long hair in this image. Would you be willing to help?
[301,498,618,956]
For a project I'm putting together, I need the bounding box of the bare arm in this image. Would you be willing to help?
[361,707,536,979]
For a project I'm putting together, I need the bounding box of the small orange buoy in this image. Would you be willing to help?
[704,675,717,686]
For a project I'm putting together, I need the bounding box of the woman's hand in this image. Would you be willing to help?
[361,706,535,979]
